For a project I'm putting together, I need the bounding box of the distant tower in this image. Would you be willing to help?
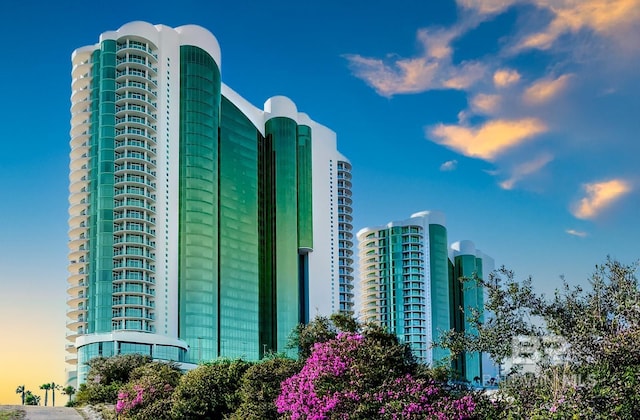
[357,211,450,364]
[450,240,494,383]
[66,21,353,386]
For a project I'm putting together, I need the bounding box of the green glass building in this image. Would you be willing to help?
[357,211,451,364]
[67,22,353,386]
[450,240,494,383]
[358,212,494,381]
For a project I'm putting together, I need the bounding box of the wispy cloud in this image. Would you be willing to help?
[440,160,459,171]
[499,153,554,190]
[344,25,486,97]
[428,118,547,161]
[523,74,573,105]
[471,93,501,114]
[566,229,588,237]
[493,69,521,88]
[572,179,632,219]
[456,0,518,15]
[516,0,640,51]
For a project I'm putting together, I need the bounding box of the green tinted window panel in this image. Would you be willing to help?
[218,96,260,360]
[178,45,221,364]
[428,224,450,363]
[263,117,299,355]
[296,125,313,250]
[87,41,116,334]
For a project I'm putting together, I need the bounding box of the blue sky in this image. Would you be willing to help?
[0,0,638,403]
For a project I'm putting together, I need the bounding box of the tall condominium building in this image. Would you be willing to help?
[357,212,493,382]
[66,21,353,386]
[357,211,450,364]
[450,240,494,383]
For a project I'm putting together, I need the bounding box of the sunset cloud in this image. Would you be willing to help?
[493,69,521,88]
[566,229,588,237]
[572,179,631,219]
[499,153,553,190]
[471,93,501,114]
[440,160,459,171]
[344,26,486,96]
[517,0,640,51]
[428,118,547,161]
[523,74,573,105]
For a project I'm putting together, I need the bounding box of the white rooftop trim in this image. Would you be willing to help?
[221,83,265,135]
[74,21,221,69]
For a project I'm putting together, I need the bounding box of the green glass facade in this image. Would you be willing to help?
[88,41,117,334]
[178,45,221,363]
[428,224,450,364]
[218,96,260,359]
[262,117,300,355]
[453,254,484,383]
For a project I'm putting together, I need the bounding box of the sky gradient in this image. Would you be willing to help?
[1,0,639,404]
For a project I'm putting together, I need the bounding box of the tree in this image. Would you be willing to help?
[39,383,51,406]
[171,359,251,419]
[231,356,301,419]
[76,353,152,405]
[277,331,476,419]
[50,382,60,406]
[62,385,76,404]
[24,391,40,406]
[115,361,182,420]
[288,313,360,359]
[16,385,25,405]
[437,258,640,419]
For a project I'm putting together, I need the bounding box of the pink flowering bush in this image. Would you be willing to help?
[277,332,477,419]
[115,361,181,419]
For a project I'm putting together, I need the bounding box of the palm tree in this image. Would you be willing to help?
[50,382,61,406]
[62,385,76,404]
[39,383,51,406]
[15,385,25,405]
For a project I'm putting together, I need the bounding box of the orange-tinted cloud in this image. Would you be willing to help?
[428,118,547,161]
[523,74,573,104]
[493,69,521,88]
[572,179,631,219]
[471,93,501,114]
[344,26,486,97]
[518,0,640,50]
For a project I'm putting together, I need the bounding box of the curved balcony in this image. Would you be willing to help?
[115,92,157,111]
[116,39,157,57]
[67,278,87,295]
[113,246,155,261]
[70,96,91,115]
[115,80,157,100]
[115,103,157,122]
[115,68,157,86]
[66,291,87,307]
[114,151,156,168]
[70,129,90,150]
[71,60,92,80]
[70,85,91,104]
[115,139,157,157]
[114,162,157,179]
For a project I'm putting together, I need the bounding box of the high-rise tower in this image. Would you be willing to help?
[450,240,494,383]
[357,211,450,364]
[66,21,353,386]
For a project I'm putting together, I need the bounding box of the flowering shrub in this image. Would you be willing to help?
[277,332,477,419]
[115,361,181,420]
